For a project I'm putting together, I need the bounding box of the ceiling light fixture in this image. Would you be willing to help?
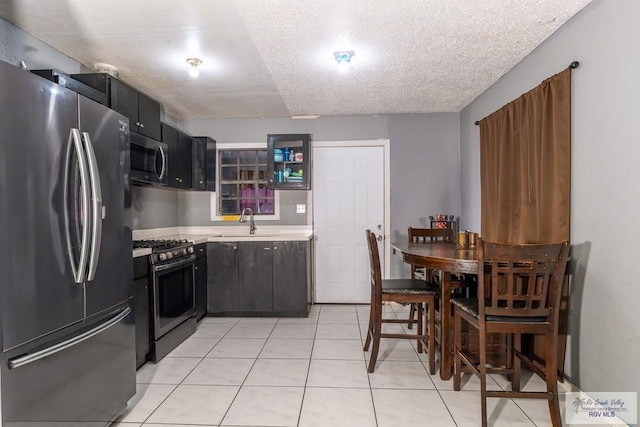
[186,57,202,78]
[333,51,354,72]
[291,115,320,120]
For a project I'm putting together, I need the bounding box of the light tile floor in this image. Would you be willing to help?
[113,303,581,427]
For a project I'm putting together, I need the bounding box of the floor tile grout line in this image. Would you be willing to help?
[215,317,278,426]
[295,304,322,427]
[138,317,249,425]
[356,304,381,427]
[135,318,236,425]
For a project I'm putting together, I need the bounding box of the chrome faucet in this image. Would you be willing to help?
[239,208,256,234]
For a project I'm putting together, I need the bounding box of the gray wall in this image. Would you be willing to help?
[132,186,179,230]
[0,17,86,73]
[460,0,639,393]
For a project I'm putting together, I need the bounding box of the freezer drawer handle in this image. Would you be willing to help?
[8,307,131,370]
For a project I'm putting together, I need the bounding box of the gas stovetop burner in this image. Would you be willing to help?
[133,239,194,264]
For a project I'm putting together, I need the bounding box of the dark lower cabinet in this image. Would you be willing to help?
[208,242,239,313]
[133,256,150,369]
[273,241,311,314]
[207,240,310,316]
[194,243,208,321]
[238,241,273,312]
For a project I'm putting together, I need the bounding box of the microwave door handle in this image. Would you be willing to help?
[63,128,91,284]
[82,132,103,282]
[156,145,167,180]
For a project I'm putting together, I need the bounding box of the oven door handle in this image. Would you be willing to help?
[153,254,197,273]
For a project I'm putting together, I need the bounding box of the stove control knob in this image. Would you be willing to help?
[159,253,166,261]
[166,252,173,259]
[188,247,194,254]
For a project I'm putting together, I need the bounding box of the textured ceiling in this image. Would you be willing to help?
[0,0,592,120]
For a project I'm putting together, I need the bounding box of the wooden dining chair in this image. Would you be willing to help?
[452,239,570,427]
[363,229,440,374]
[406,227,454,330]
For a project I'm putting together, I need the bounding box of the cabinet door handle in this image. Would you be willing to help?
[274,246,278,250]
[135,122,141,127]
[139,123,145,128]
[263,247,270,250]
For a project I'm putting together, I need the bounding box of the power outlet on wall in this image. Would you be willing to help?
[296,204,306,214]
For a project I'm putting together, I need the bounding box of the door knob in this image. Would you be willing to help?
[377,224,382,230]
[377,235,383,241]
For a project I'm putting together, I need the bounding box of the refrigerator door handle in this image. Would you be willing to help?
[8,307,131,370]
[64,128,91,284]
[82,131,103,282]
[155,145,167,180]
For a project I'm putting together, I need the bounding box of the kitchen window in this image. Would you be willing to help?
[210,143,279,220]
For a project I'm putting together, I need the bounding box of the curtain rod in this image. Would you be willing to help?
[474,61,580,125]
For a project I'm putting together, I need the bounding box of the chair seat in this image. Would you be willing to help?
[451,298,548,322]
[382,278,439,295]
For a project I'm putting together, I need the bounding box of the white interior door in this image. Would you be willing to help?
[313,144,385,303]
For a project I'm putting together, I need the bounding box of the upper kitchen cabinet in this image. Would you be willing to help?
[267,134,311,190]
[71,73,162,140]
[192,136,216,191]
[162,123,192,189]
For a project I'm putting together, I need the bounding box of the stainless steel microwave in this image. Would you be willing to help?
[130,132,168,186]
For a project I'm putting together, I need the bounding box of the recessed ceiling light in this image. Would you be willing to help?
[333,51,354,72]
[186,57,203,78]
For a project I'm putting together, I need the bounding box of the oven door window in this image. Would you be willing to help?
[155,262,194,336]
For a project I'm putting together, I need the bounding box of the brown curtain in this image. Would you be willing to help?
[480,68,571,244]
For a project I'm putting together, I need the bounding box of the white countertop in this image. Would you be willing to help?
[133,248,152,258]
[133,226,313,245]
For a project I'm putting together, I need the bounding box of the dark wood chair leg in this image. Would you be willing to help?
[363,291,375,352]
[367,302,383,373]
[547,334,562,427]
[407,303,416,329]
[479,326,488,427]
[428,296,436,375]
[512,333,521,392]
[417,303,424,353]
[453,309,462,391]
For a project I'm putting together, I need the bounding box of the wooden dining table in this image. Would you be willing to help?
[391,240,478,380]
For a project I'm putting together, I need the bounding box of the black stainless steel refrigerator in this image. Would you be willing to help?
[0,60,135,426]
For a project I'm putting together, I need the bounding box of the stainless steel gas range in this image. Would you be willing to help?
[133,239,197,362]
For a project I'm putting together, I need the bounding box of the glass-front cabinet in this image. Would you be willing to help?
[267,134,311,190]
